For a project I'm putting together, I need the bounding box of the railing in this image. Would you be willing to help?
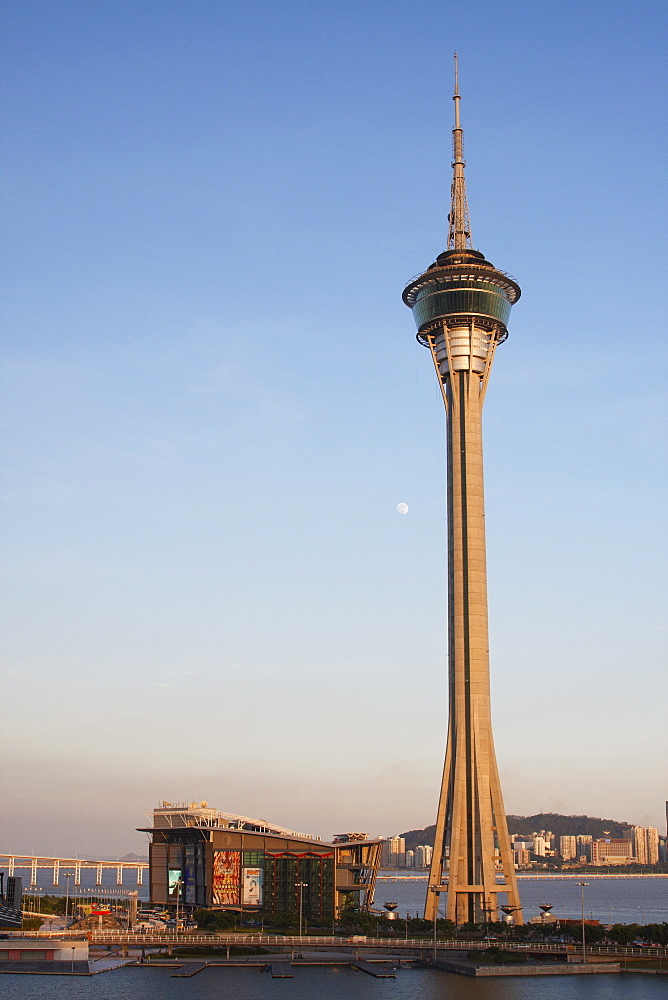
[84,932,668,958]
[7,928,667,959]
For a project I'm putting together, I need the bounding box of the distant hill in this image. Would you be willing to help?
[505,813,629,840]
[119,853,149,862]
[401,813,630,850]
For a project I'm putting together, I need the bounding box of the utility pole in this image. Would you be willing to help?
[64,873,72,927]
[429,886,439,962]
[577,882,589,964]
[295,882,308,947]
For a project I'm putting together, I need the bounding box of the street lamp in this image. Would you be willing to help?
[174,878,183,931]
[577,882,589,965]
[295,882,308,944]
[500,904,521,938]
[429,886,439,962]
[64,874,73,927]
[482,901,496,940]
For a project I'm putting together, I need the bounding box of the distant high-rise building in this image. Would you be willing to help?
[631,827,648,864]
[405,850,415,868]
[415,845,433,869]
[646,827,659,865]
[533,835,548,857]
[621,826,656,865]
[386,835,406,867]
[415,844,434,868]
[559,836,577,861]
[625,826,660,865]
[576,835,593,861]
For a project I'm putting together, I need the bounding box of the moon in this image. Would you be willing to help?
[397,502,409,515]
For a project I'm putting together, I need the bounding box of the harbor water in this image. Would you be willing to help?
[0,964,666,999]
[11,864,668,924]
[375,872,668,924]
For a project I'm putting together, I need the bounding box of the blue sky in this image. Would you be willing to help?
[1,0,666,857]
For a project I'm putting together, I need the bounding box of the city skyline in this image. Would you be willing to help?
[1,1,666,858]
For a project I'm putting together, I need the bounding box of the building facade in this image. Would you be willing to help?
[590,839,634,865]
[622,826,660,865]
[576,835,593,862]
[559,836,577,861]
[143,802,381,921]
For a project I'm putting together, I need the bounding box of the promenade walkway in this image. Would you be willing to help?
[8,928,667,962]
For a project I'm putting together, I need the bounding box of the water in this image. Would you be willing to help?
[376,873,668,924]
[0,965,665,1000]
[11,865,667,924]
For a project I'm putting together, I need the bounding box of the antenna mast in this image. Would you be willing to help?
[448,52,473,250]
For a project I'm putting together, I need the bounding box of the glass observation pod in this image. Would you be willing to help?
[403,250,521,375]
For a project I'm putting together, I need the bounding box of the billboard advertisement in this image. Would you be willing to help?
[168,869,182,896]
[184,864,196,904]
[212,851,240,905]
[242,867,263,906]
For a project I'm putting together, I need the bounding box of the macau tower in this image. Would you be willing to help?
[402,56,523,926]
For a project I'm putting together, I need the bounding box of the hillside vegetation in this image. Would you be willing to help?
[401,813,630,850]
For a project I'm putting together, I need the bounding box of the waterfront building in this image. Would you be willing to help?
[514,848,531,868]
[559,836,577,861]
[405,850,415,868]
[402,55,522,924]
[142,802,381,920]
[0,938,89,972]
[590,838,634,866]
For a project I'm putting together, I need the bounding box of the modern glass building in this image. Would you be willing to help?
[142,802,381,922]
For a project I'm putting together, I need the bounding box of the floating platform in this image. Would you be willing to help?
[433,958,621,977]
[171,962,209,977]
[352,961,396,977]
[271,962,293,978]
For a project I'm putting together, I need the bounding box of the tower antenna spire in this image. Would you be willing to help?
[448,52,472,250]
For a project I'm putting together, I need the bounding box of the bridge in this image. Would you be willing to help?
[0,853,147,887]
[378,872,668,881]
[6,929,668,962]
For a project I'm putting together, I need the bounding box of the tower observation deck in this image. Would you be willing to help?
[402,55,523,926]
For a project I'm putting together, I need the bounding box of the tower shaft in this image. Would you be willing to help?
[421,321,521,924]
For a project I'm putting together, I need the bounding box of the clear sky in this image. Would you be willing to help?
[1,0,666,858]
